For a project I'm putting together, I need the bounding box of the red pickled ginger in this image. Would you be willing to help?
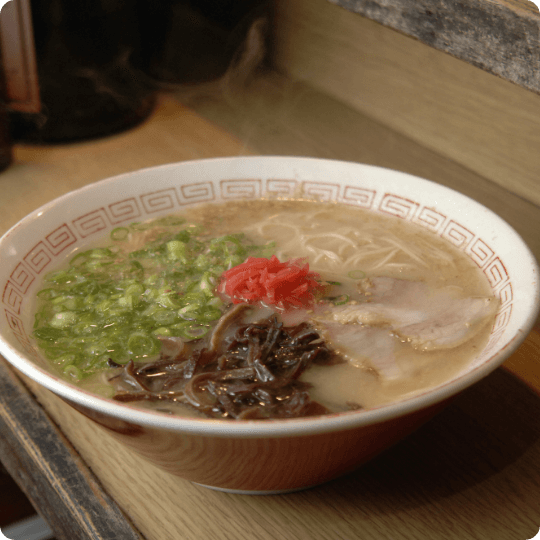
[219,255,323,310]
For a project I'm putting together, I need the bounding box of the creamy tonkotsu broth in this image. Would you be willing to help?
[33,199,498,419]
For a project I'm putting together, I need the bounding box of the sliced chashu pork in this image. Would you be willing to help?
[314,322,404,379]
[316,277,497,351]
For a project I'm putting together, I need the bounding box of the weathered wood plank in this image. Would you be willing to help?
[0,357,144,540]
[328,0,540,94]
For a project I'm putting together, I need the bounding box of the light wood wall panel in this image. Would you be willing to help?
[271,0,540,209]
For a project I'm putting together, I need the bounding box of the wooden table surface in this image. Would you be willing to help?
[0,81,539,540]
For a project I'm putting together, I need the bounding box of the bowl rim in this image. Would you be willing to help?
[1,156,539,438]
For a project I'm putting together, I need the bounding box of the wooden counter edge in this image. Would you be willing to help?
[0,356,144,540]
[327,0,540,95]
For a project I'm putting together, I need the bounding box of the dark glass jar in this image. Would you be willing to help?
[135,0,270,84]
[9,0,155,143]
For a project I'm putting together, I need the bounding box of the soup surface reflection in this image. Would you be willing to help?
[33,199,498,419]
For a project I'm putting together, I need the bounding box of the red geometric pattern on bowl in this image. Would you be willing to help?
[9,262,35,294]
[498,282,513,307]
[342,186,376,208]
[2,283,23,315]
[265,179,298,197]
[441,221,474,249]
[108,198,142,223]
[412,206,447,233]
[140,190,178,215]
[379,193,418,220]
[301,181,340,202]
[23,241,53,274]
[221,179,261,199]
[72,209,109,238]
[467,238,495,269]
[484,258,509,290]
[1,179,513,355]
[178,182,215,205]
[492,304,512,333]
[45,224,77,255]
[5,309,26,337]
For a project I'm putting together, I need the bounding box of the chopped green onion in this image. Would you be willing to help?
[110,227,129,241]
[170,322,209,340]
[127,332,161,357]
[37,288,58,300]
[347,270,366,279]
[33,327,63,342]
[49,311,77,329]
[166,240,187,262]
[331,294,350,306]
[32,215,271,380]
[199,307,222,322]
[64,365,83,381]
[153,327,171,336]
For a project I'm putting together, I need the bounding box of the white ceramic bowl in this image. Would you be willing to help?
[0,157,538,494]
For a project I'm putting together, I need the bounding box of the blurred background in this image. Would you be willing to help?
[1,0,269,145]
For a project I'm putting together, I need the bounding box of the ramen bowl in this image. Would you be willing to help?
[0,157,538,494]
